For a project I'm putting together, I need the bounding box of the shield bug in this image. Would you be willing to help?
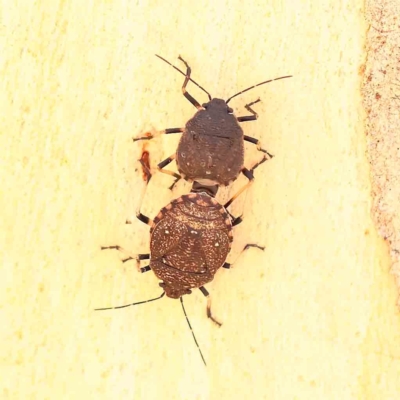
[134,54,291,191]
[97,162,263,365]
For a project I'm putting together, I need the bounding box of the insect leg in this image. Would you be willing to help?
[177,56,203,110]
[225,147,276,210]
[225,210,243,227]
[198,286,222,327]
[126,158,153,226]
[101,246,150,273]
[133,128,184,142]
[244,135,274,159]
[237,98,261,122]
[224,168,254,209]
[157,153,182,190]
[246,147,272,176]
[231,214,243,227]
[237,98,274,158]
[223,244,265,269]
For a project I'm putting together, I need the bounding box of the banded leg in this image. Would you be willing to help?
[237,98,274,159]
[224,168,254,209]
[133,127,184,142]
[223,244,265,269]
[225,209,243,227]
[126,158,153,226]
[224,150,273,210]
[199,286,222,327]
[157,154,182,190]
[100,245,151,273]
[237,98,261,122]
[231,214,243,227]
[244,135,274,159]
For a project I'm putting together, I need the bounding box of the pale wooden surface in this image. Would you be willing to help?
[2,1,400,399]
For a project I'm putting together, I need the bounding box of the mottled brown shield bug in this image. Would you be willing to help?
[134,54,291,194]
[96,163,263,365]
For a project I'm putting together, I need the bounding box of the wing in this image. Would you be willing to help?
[150,216,187,259]
[199,229,231,275]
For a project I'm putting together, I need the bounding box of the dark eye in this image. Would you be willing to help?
[202,103,208,109]
[227,107,233,113]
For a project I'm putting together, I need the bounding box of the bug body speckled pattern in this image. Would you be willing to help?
[150,193,233,298]
[176,99,244,186]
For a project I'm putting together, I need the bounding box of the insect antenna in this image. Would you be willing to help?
[95,292,165,311]
[155,54,212,101]
[225,75,293,104]
[180,297,207,366]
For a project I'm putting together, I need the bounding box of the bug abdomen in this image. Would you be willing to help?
[150,228,230,289]
[176,131,244,185]
[149,194,233,294]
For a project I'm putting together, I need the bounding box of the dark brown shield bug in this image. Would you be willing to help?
[134,54,291,191]
[96,165,263,365]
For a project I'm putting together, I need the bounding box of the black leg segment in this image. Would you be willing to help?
[157,154,182,189]
[133,161,154,226]
[100,246,150,273]
[237,98,261,122]
[122,253,150,264]
[244,135,274,159]
[199,286,222,327]
[224,168,254,209]
[232,215,243,227]
[223,244,265,269]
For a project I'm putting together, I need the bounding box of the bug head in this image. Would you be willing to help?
[202,98,233,114]
[159,282,192,299]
